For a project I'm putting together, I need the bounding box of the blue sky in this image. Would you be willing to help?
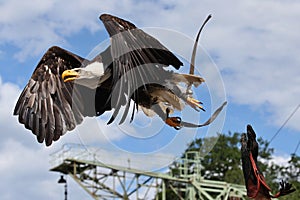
[0,0,299,199]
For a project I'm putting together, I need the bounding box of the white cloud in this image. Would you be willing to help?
[1,0,300,198]
[0,76,77,146]
[51,143,176,171]
[0,139,92,200]
[0,76,31,145]
[0,0,108,61]
[148,0,300,132]
[205,1,300,131]
[0,76,123,199]
[0,77,87,199]
[260,154,291,167]
[2,0,296,132]
[0,75,177,198]
[0,139,57,199]
[271,154,291,167]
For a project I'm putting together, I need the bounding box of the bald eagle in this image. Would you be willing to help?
[14,14,225,146]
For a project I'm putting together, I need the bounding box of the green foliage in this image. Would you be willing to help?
[160,132,300,199]
[278,154,300,199]
[224,166,244,184]
[286,154,300,181]
[187,132,243,182]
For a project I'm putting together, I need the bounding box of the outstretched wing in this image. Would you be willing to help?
[100,14,183,124]
[14,46,88,146]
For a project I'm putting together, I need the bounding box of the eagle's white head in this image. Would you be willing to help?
[62,61,110,89]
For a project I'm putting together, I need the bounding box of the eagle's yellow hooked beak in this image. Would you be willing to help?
[62,70,79,82]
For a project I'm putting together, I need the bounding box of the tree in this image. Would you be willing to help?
[157,131,299,199]
[279,154,300,200]
[183,132,276,184]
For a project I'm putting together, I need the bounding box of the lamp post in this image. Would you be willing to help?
[58,175,67,200]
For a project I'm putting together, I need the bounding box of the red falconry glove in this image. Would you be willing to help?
[241,125,296,200]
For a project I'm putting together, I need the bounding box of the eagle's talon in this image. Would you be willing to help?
[187,96,205,111]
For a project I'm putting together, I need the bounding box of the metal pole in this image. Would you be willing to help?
[58,175,68,200]
[162,180,166,200]
[64,183,68,200]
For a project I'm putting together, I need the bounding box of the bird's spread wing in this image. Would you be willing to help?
[100,14,183,124]
[14,46,90,146]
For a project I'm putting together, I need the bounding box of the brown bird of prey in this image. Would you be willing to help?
[241,125,296,199]
[14,14,226,146]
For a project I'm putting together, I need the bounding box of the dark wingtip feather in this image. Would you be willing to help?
[37,123,45,143]
[107,115,115,125]
[99,13,136,29]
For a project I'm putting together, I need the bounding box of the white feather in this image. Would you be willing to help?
[85,61,104,77]
[74,61,109,89]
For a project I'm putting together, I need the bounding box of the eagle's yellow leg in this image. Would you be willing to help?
[186,96,205,111]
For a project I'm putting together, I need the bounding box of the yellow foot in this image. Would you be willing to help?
[187,97,205,111]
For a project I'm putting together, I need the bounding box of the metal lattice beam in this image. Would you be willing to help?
[50,144,247,200]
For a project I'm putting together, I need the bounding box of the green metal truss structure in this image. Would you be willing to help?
[50,144,247,200]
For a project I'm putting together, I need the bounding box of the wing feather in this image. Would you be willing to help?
[13,46,89,146]
[30,80,39,93]
[48,73,56,94]
[100,14,183,124]
[53,103,63,141]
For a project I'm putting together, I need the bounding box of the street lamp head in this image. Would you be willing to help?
[58,175,67,184]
